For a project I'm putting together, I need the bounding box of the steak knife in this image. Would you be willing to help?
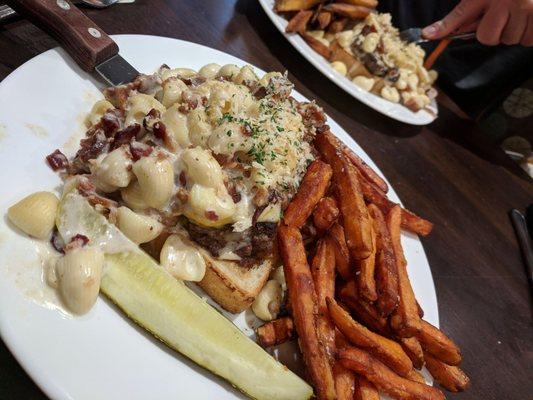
[6,0,138,86]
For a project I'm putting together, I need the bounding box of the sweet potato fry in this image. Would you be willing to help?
[275,0,323,12]
[357,172,433,236]
[339,347,445,400]
[323,3,372,18]
[406,369,426,384]
[327,223,352,280]
[277,225,336,399]
[313,197,339,232]
[300,31,332,59]
[337,281,388,333]
[321,133,388,194]
[417,320,462,365]
[367,204,399,316]
[315,131,373,260]
[333,361,355,400]
[388,205,421,337]
[256,317,295,347]
[424,352,470,392]
[311,238,336,361]
[328,298,413,377]
[286,10,313,33]
[354,376,379,400]
[416,300,424,318]
[336,0,378,8]
[317,11,332,29]
[357,223,377,302]
[328,17,348,33]
[399,337,425,370]
[283,159,332,228]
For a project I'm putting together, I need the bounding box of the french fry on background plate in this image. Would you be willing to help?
[336,0,378,8]
[311,238,337,361]
[424,352,470,392]
[388,205,422,337]
[286,10,314,33]
[256,316,295,347]
[313,197,339,232]
[327,298,413,377]
[317,11,333,29]
[315,131,373,260]
[275,0,323,12]
[354,376,380,400]
[368,204,399,316]
[417,320,462,365]
[283,159,332,228]
[300,31,333,59]
[278,225,336,399]
[328,222,352,280]
[339,347,446,400]
[323,3,372,19]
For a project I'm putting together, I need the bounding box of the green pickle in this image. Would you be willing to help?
[57,192,312,400]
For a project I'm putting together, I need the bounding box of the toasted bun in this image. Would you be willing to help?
[197,251,273,314]
[142,229,273,314]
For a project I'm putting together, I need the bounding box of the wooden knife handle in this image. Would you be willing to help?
[6,0,118,71]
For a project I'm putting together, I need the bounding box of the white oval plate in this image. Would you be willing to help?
[257,0,438,125]
[0,35,438,400]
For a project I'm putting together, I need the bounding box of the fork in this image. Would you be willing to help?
[400,28,476,44]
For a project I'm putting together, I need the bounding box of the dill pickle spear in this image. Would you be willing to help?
[57,192,312,400]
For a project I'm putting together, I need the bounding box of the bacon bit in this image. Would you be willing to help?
[179,171,187,186]
[104,81,140,109]
[226,182,242,204]
[205,211,219,221]
[252,204,267,226]
[64,234,89,252]
[201,96,208,107]
[46,149,69,171]
[143,108,161,132]
[77,176,96,196]
[253,186,269,207]
[129,141,153,161]
[178,105,190,114]
[111,124,141,150]
[134,73,162,95]
[181,91,200,112]
[101,109,123,137]
[180,75,207,87]
[362,25,377,35]
[176,188,189,203]
[50,229,65,254]
[153,121,167,140]
[76,131,109,162]
[297,101,327,133]
[241,124,253,137]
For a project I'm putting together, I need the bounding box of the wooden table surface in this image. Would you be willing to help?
[0,1,531,399]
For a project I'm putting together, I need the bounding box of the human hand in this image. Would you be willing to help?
[422,0,533,46]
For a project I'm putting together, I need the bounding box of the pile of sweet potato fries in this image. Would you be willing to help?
[275,0,379,60]
[257,130,469,399]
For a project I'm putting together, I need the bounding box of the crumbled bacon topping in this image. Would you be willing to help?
[110,124,141,151]
[205,211,219,221]
[64,234,89,252]
[76,130,109,162]
[46,149,69,171]
[129,141,153,161]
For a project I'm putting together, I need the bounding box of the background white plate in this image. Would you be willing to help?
[257,0,438,125]
[0,35,438,400]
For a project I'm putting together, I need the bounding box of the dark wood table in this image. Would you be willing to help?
[1,1,531,399]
